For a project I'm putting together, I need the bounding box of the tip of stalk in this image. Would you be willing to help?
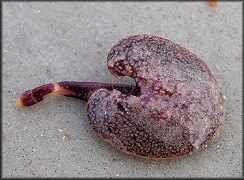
[16,96,25,107]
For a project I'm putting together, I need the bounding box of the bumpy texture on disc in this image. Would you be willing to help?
[87,34,225,159]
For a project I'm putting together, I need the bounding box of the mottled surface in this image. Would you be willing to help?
[88,35,225,159]
[2,1,242,178]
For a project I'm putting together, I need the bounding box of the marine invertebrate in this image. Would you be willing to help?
[16,34,225,159]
